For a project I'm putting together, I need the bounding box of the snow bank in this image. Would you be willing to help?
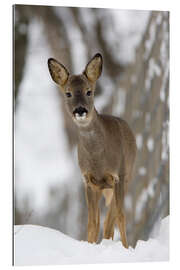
[14,216,169,265]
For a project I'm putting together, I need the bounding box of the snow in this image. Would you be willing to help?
[145,58,161,92]
[138,167,147,176]
[95,75,115,112]
[124,195,132,211]
[160,61,169,102]
[144,13,163,60]
[112,88,126,116]
[135,177,158,222]
[136,133,143,150]
[147,137,154,152]
[161,121,169,161]
[14,216,169,265]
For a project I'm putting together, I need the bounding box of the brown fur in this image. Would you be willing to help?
[48,53,136,248]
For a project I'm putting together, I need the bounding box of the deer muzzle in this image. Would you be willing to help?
[73,107,88,121]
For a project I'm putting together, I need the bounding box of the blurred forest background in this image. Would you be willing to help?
[14,5,169,247]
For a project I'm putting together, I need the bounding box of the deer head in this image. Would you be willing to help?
[48,53,103,126]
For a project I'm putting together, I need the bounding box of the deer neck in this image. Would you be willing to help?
[77,108,104,147]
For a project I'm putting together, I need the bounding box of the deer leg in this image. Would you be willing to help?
[113,176,128,248]
[85,184,102,243]
[103,195,116,239]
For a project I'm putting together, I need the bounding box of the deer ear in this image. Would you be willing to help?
[48,58,69,86]
[84,53,103,82]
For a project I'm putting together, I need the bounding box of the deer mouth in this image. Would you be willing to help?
[73,107,88,121]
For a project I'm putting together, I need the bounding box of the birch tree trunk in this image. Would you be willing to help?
[117,11,169,246]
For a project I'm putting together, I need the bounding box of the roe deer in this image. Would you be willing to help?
[48,53,136,248]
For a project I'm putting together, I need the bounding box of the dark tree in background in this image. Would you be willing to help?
[14,5,169,247]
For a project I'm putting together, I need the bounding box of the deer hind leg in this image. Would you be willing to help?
[114,175,128,248]
[85,184,102,243]
[103,194,116,240]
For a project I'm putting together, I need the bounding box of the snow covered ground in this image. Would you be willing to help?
[14,216,169,266]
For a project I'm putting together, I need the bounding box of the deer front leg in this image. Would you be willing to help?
[103,195,116,240]
[114,175,128,248]
[84,179,102,243]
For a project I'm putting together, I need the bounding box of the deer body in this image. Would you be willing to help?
[48,53,136,248]
[78,111,136,189]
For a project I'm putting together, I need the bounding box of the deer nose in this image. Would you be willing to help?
[73,106,88,116]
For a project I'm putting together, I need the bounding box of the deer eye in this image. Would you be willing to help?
[86,90,92,96]
[66,92,72,98]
